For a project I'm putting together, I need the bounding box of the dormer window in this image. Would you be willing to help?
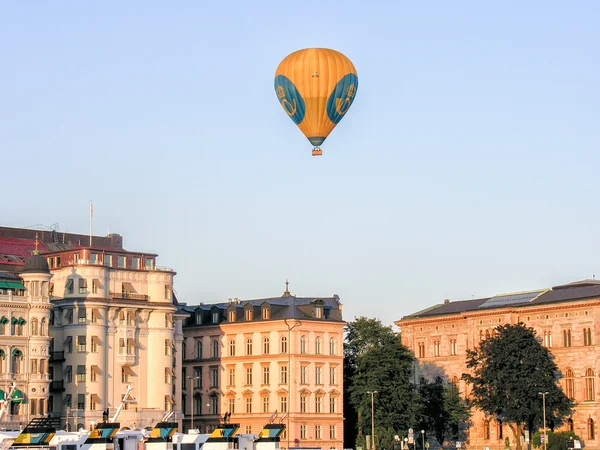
[195,313,203,325]
[245,309,253,321]
[212,312,219,324]
[315,305,323,319]
[228,311,236,322]
[262,308,270,320]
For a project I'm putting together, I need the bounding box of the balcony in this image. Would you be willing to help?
[50,381,65,391]
[116,353,136,365]
[30,373,51,381]
[110,292,149,301]
[49,351,65,362]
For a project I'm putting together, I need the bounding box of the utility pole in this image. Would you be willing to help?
[366,391,378,450]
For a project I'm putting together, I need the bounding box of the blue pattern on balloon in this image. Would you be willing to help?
[274,75,306,125]
[326,73,359,124]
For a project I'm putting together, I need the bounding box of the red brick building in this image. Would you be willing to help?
[397,280,600,450]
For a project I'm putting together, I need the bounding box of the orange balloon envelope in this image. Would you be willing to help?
[274,48,358,156]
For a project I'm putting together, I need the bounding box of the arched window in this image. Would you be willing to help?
[585,368,595,401]
[483,420,490,440]
[315,337,321,354]
[211,340,219,358]
[196,340,203,359]
[450,375,459,393]
[31,319,38,336]
[228,340,236,356]
[479,330,484,342]
[246,338,253,355]
[497,420,503,439]
[280,336,287,354]
[565,369,574,399]
[263,337,270,354]
[588,418,595,440]
[329,338,336,355]
[40,319,46,336]
[300,336,307,354]
[11,349,23,374]
[568,418,574,432]
[485,330,490,339]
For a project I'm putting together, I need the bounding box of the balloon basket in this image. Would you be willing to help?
[312,148,323,156]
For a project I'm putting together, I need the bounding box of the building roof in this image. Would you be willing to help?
[180,292,344,324]
[22,252,50,274]
[400,279,600,321]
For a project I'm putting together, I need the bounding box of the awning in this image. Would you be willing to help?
[122,282,134,293]
[11,317,18,324]
[79,278,87,288]
[119,338,125,347]
[77,366,86,375]
[64,336,72,345]
[64,394,71,404]
[90,393,100,402]
[78,308,86,318]
[91,336,101,345]
[0,390,4,400]
[12,349,22,358]
[127,338,136,346]
[122,366,134,376]
[0,316,7,324]
[65,279,74,289]
[164,395,174,404]
[91,365,101,374]
[11,390,24,403]
[0,349,4,360]
[77,336,86,345]
[17,317,26,325]
[0,282,8,289]
[49,282,54,291]
[92,279,100,289]
[165,367,173,376]
[5,282,24,290]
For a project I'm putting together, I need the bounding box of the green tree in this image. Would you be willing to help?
[462,323,572,450]
[532,431,583,450]
[345,317,422,450]
[418,378,470,446]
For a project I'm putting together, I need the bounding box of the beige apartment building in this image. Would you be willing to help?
[397,280,600,450]
[0,253,53,428]
[179,283,345,450]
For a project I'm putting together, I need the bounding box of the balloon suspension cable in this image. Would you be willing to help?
[312,147,323,156]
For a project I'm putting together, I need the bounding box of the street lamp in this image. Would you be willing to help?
[187,376,201,432]
[366,391,378,450]
[421,430,425,450]
[539,392,549,450]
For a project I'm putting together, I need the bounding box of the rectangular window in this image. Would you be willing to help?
[418,342,425,358]
[245,397,252,413]
[262,367,270,384]
[119,338,126,355]
[245,426,251,434]
[212,312,219,324]
[329,425,336,439]
[315,366,322,385]
[77,365,85,382]
[133,257,140,269]
[211,368,219,387]
[330,367,336,385]
[195,314,202,325]
[78,394,85,411]
[450,339,457,355]
[315,396,322,413]
[73,253,80,264]
[434,340,441,356]
[228,398,235,414]
[90,253,98,264]
[262,397,269,413]
[66,366,72,383]
[300,366,307,384]
[246,367,253,385]
[145,258,153,269]
[228,368,235,386]
[77,336,86,352]
[300,396,307,413]
[104,254,112,267]
[66,279,74,295]
[280,396,287,413]
[262,308,270,319]
[330,397,336,413]
[564,330,572,347]
[92,279,99,294]
[118,255,126,268]
[315,306,323,319]
[544,331,553,348]
[165,339,171,356]
[300,425,307,439]
[245,310,252,320]
[280,366,288,384]
[315,425,321,440]
[91,367,97,382]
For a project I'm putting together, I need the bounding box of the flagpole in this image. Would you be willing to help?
[89,201,93,246]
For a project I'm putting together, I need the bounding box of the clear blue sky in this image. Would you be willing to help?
[2,1,599,326]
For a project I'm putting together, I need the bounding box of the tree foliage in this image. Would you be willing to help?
[532,431,583,450]
[462,323,572,449]
[418,378,470,445]
[345,317,422,450]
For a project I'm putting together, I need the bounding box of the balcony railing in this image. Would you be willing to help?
[116,353,136,365]
[49,351,65,362]
[110,292,149,301]
[50,381,65,391]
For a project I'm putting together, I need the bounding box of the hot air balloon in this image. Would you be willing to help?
[274,48,358,156]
